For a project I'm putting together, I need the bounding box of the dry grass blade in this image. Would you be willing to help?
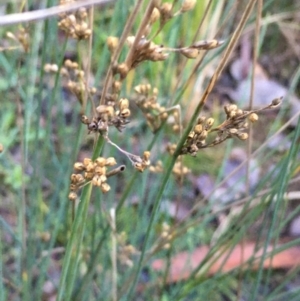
[0,0,114,26]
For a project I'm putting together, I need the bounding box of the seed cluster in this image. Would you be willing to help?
[81,97,131,134]
[116,232,138,267]
[134,84,180,133]
[6,27,29,52]
[58,2,91,40]
[68,156,117,201]
[126,36,169,69]
[166,143,191,180]
[134,84,165,131]
[181,98,282,156]
[149,160,164,173]
[159,222,173,250]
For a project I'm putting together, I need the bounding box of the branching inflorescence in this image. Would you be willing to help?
[42,0,281,201]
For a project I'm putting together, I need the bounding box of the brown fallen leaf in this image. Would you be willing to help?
[151,241,300,283]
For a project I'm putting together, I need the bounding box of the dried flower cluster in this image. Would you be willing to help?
[134,84,168,132]
[149,160,164,173]
[116,232,139,267]
[81,97,131,134]
[58,1,91,40]
[181,98,282,156]
[166,144,191,180]
[68,156,118,200]
[44,59,97,108]
[6,27,29,52]
[159,222,173,250]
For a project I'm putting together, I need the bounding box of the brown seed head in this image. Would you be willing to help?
[181,0,196,12]
[70,173,77,182]
[68,192,77,201]
[77,7,87,19]
[113,81,122,93]
[180,48,199,59]
[95,157,107,167]
[205,118,214,128]
[237,132,248,140]
[150,7,160,24]
[120,108,131,118]
[271,97,282,107]
[249,113,259,123]
[194,124,203,134]
[74,162,85,171]
[84,172,94,180]
[100,182,111,193]
[160,2,173,16]
[105,157,117,166]
[197,116,206,124]
[81,115,89,124]
[143,151,151,161]
[119,98,129,110]
[117,63,129,79]
[107,36,119,52]
[83,158,92,166]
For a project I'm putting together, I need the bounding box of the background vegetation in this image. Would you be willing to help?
[0,0,300,300]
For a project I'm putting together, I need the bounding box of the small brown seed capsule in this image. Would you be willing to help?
[74,162,85,171]
[70,173,77,182]
[100,182,111,193]
[92,175,101,187]
[143,151,151,161]
[68,192,77,201]
[180,48,199,59]
[96,105,109,114]
[113,81,122,93]
[107,36,119,52]
[194,124,203,134]
[188,131,195,139]
[160,2,173,16]
[271,97,282,107]
[172,124,180,133]
[249,113,259,123]
[84,172,94,180]
[161,112,168,120]
[75,174,85,183]
[237,132,248,140]
[95,157,107,167]
[197,116,206,124]
[229,128,238,134]
[206,118,214,128]
[64,59,73,68]
[117,63,129,79]
[236,109,243,116]
[95,166,106,176]
[105,157,117,166]
[229,104,238,112]
[199,130,208,140]
[120,108,131,118]
[86,162,95,172]
[181,0,196,12]
[83,158,92,166]
[150,7,160,24]
[119,98,129,110]
[81,115,89,124]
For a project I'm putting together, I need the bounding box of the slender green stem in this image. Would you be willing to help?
[57,137,104,301]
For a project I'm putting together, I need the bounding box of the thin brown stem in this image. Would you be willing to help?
[99,0,144,105]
